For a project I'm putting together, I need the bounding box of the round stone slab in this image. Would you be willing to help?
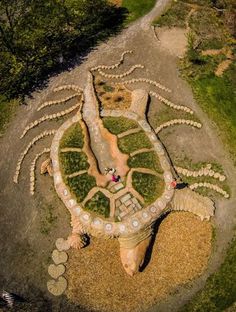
[55,238,70,251]
[52,250,68,264]
[47,276,67,296]
[48,264,65,279]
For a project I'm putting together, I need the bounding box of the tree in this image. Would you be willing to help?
[0,0,126,99]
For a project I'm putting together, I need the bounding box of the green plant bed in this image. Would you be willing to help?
[128,151,163,173]
[60,151,89,175]
[153,1,191,28]
[85,191,110,218]
[181,237,236,312]
[102,116,138,135]
[118,131,152,154]
[122,0,156,23]
[60,123,84,149]
[66,173,96,203]
[132,171,164,204]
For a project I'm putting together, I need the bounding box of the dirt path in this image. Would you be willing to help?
[0,0,236,311]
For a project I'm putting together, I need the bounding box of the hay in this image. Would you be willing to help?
[65,212,212,312]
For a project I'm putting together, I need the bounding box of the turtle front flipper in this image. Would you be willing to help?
[118,226,153,276]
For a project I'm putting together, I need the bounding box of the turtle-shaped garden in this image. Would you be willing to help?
[13,51,230,305]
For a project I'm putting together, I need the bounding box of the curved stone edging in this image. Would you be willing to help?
[50,111,174,238]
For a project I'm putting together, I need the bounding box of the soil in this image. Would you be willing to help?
[0,0,236,311]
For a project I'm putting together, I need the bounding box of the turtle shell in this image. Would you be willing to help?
[50,109,174,238]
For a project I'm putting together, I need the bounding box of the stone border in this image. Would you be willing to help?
[50,111,174,238]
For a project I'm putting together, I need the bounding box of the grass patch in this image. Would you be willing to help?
[39,203,57,235]
[59,151,89,175]
[181,237,236,312]
[66,173,96,202]
[128,151,163,173]
[132,171,164,204]
[103,116,138,135]
[118,131,152,154]
[190,70,236,163]
[0,96,18,137]
[122,0,156,23]
[153,2,191,28]
[85,191,110,218]
[60,123,84,149]
[157,1,236,309]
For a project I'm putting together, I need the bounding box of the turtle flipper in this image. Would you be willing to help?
[68,215,88,249]
[170,188,215,221]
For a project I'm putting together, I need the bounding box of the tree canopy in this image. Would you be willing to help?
[0,0,126,100]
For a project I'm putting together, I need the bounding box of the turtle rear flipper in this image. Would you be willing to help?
[170,188,215,221]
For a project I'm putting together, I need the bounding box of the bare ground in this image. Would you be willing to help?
[0,0,236,311]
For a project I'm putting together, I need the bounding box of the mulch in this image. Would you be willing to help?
[65,211,212,312]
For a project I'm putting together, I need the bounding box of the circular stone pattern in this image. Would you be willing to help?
[51,113,174,237]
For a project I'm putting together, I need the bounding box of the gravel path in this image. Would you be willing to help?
[0,0,236,311]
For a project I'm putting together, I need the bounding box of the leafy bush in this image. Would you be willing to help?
[128,151,163,173]
[60,123,84,149]
[66,173,96,202]
[60,151,89,175]
[85,191,110,218]
[132,171,164,204]
[102,116,138,135]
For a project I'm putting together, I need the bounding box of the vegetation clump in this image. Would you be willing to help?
[60,152,89,175]
[102,116,138,135]
[85,191,110,218]
[132,171,164,204]
[66,173,96,202]
[0,0,126,100]
[118,131,152,154]
[128,151,163,173]
[60,123,84,149]
[122,0,156,23]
